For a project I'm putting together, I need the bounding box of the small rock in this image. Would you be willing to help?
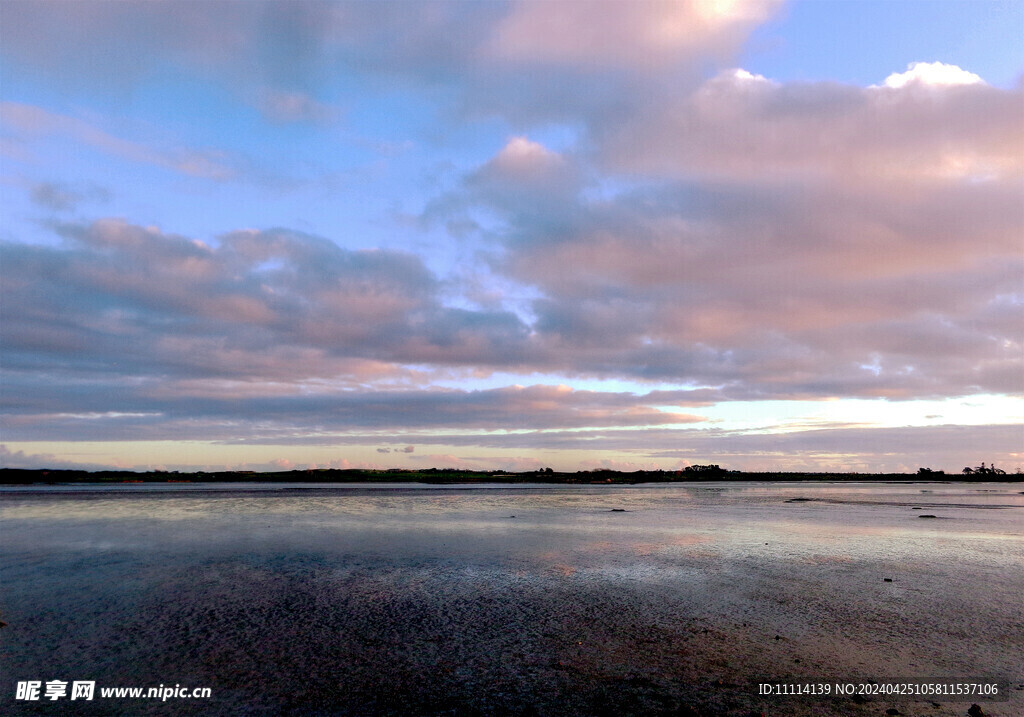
[774,635,783,640]
[610,508,626,512]
[886,709,902,716]
[919,514,938,518]
[967,705,986,717]
[912,507,923,510]
[884,578,893,582]
[850,694,867,704]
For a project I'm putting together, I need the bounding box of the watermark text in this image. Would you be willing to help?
[16,681,211,702]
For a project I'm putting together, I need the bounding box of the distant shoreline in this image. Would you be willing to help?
[1,467,1020,485]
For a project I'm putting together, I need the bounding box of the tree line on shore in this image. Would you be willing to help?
[0,462,1017,484]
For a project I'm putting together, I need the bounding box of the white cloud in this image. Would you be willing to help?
[492,136,565,174]
[881,61,985,89]
[728,67,772,84]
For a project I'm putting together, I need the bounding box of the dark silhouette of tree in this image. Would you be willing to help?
[682,464,727,478]
[963,462,1005,476]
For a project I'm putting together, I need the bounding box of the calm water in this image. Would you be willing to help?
[2,482,1022,715]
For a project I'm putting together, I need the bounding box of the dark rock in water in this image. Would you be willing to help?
[912,507,923,510]
[884,578,893,582]
[919,514,938,518]
[785,497,812,503]
[967,704,986,717]
[609,508,626,512]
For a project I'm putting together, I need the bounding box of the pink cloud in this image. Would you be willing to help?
[488,0,782,70]
[1,102,235,180]
[602,66,1024,183]
[255,89,337,124]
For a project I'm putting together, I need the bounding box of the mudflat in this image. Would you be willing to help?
[2,482,1021,715]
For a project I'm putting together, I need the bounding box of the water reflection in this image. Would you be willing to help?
[2,482,1021,563]
[2,482,1022,715]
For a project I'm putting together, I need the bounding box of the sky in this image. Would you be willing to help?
[1,0,1022,474]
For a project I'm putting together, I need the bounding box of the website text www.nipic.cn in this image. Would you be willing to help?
[15,681,211,702]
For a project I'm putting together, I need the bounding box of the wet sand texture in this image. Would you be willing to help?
[1,482,1021,715]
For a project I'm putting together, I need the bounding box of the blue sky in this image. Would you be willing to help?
[744,0,1024,88]
[1,0,1021,473]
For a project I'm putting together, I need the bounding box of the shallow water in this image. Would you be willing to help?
[2,482,1022,715]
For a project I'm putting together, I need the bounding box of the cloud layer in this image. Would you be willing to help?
[1,1,1021,470]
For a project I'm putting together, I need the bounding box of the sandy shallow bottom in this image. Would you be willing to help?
[1,482,1022,716]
